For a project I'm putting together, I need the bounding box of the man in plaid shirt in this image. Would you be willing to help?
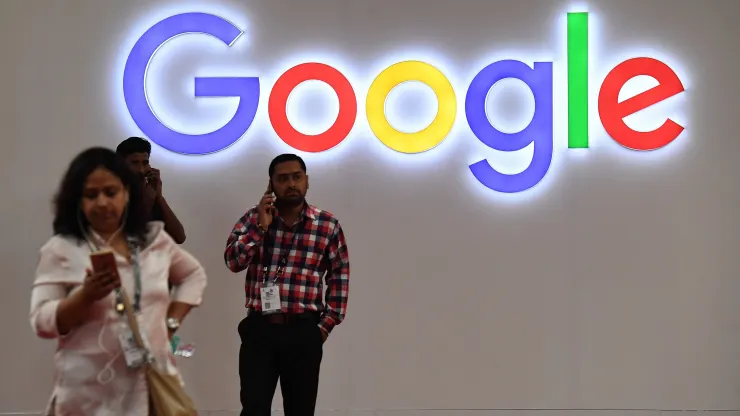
[224,154,350,416]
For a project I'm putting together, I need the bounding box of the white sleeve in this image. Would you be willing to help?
[29,242,76,339]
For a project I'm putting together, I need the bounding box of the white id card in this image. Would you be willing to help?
[260,282,282,314]
[116,319,149,368]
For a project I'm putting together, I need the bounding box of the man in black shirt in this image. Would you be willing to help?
[116,137,186,244]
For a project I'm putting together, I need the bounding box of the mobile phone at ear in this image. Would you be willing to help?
[265,183,275,207]
[90,249,118,275]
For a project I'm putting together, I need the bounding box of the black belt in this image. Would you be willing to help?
[247,310,319,325]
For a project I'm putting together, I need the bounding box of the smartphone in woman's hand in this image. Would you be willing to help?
[90,250,118,275]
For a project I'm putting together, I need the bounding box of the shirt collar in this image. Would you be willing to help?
[275,201,316,227]
[302,202,317,221]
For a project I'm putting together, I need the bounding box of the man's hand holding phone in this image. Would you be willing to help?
[146,168,162,197]
[257,183,276,230]
[83,251,121,303]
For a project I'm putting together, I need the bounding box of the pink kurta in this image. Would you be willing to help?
[29,222,207,415]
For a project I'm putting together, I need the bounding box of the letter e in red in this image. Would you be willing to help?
[598,57,685,150]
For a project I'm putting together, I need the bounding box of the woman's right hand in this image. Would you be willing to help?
[81,268,120,303]
[54,269,118,335]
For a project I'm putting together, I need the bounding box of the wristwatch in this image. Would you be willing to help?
[166,317,180,331]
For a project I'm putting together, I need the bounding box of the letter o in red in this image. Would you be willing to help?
[268,63,357,152]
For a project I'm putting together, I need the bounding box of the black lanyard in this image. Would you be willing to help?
[261,221,303,284]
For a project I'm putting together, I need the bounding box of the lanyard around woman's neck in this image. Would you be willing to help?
[115,242,142,315]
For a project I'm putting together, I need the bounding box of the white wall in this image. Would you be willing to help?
[1,0,739,414]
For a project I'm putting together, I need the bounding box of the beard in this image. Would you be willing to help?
[276,191,304,207]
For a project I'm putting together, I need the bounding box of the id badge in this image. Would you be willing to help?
[115,318,150,369]
[260,282,282,314]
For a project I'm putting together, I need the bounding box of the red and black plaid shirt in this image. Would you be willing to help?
[224,202,350,335]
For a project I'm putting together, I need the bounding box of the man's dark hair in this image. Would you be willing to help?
[116,137,151,158]
[268,154,307,177]
[52,147,149,243]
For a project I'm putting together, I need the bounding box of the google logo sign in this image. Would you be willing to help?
[122,11,686,194]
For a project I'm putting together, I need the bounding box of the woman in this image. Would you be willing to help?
[29,147,207,415]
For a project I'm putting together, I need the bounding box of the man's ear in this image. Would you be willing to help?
[306,175,309,190]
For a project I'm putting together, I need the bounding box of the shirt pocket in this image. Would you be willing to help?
[292,237,327,287]
[303,236,328,268]
[138,250,171,294]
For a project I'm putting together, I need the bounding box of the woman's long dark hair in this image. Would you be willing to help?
[52,147,148,243]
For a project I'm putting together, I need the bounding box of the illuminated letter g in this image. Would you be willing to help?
[123,13,259,155]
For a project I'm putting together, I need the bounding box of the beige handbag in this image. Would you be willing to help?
[120,288,198,416]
